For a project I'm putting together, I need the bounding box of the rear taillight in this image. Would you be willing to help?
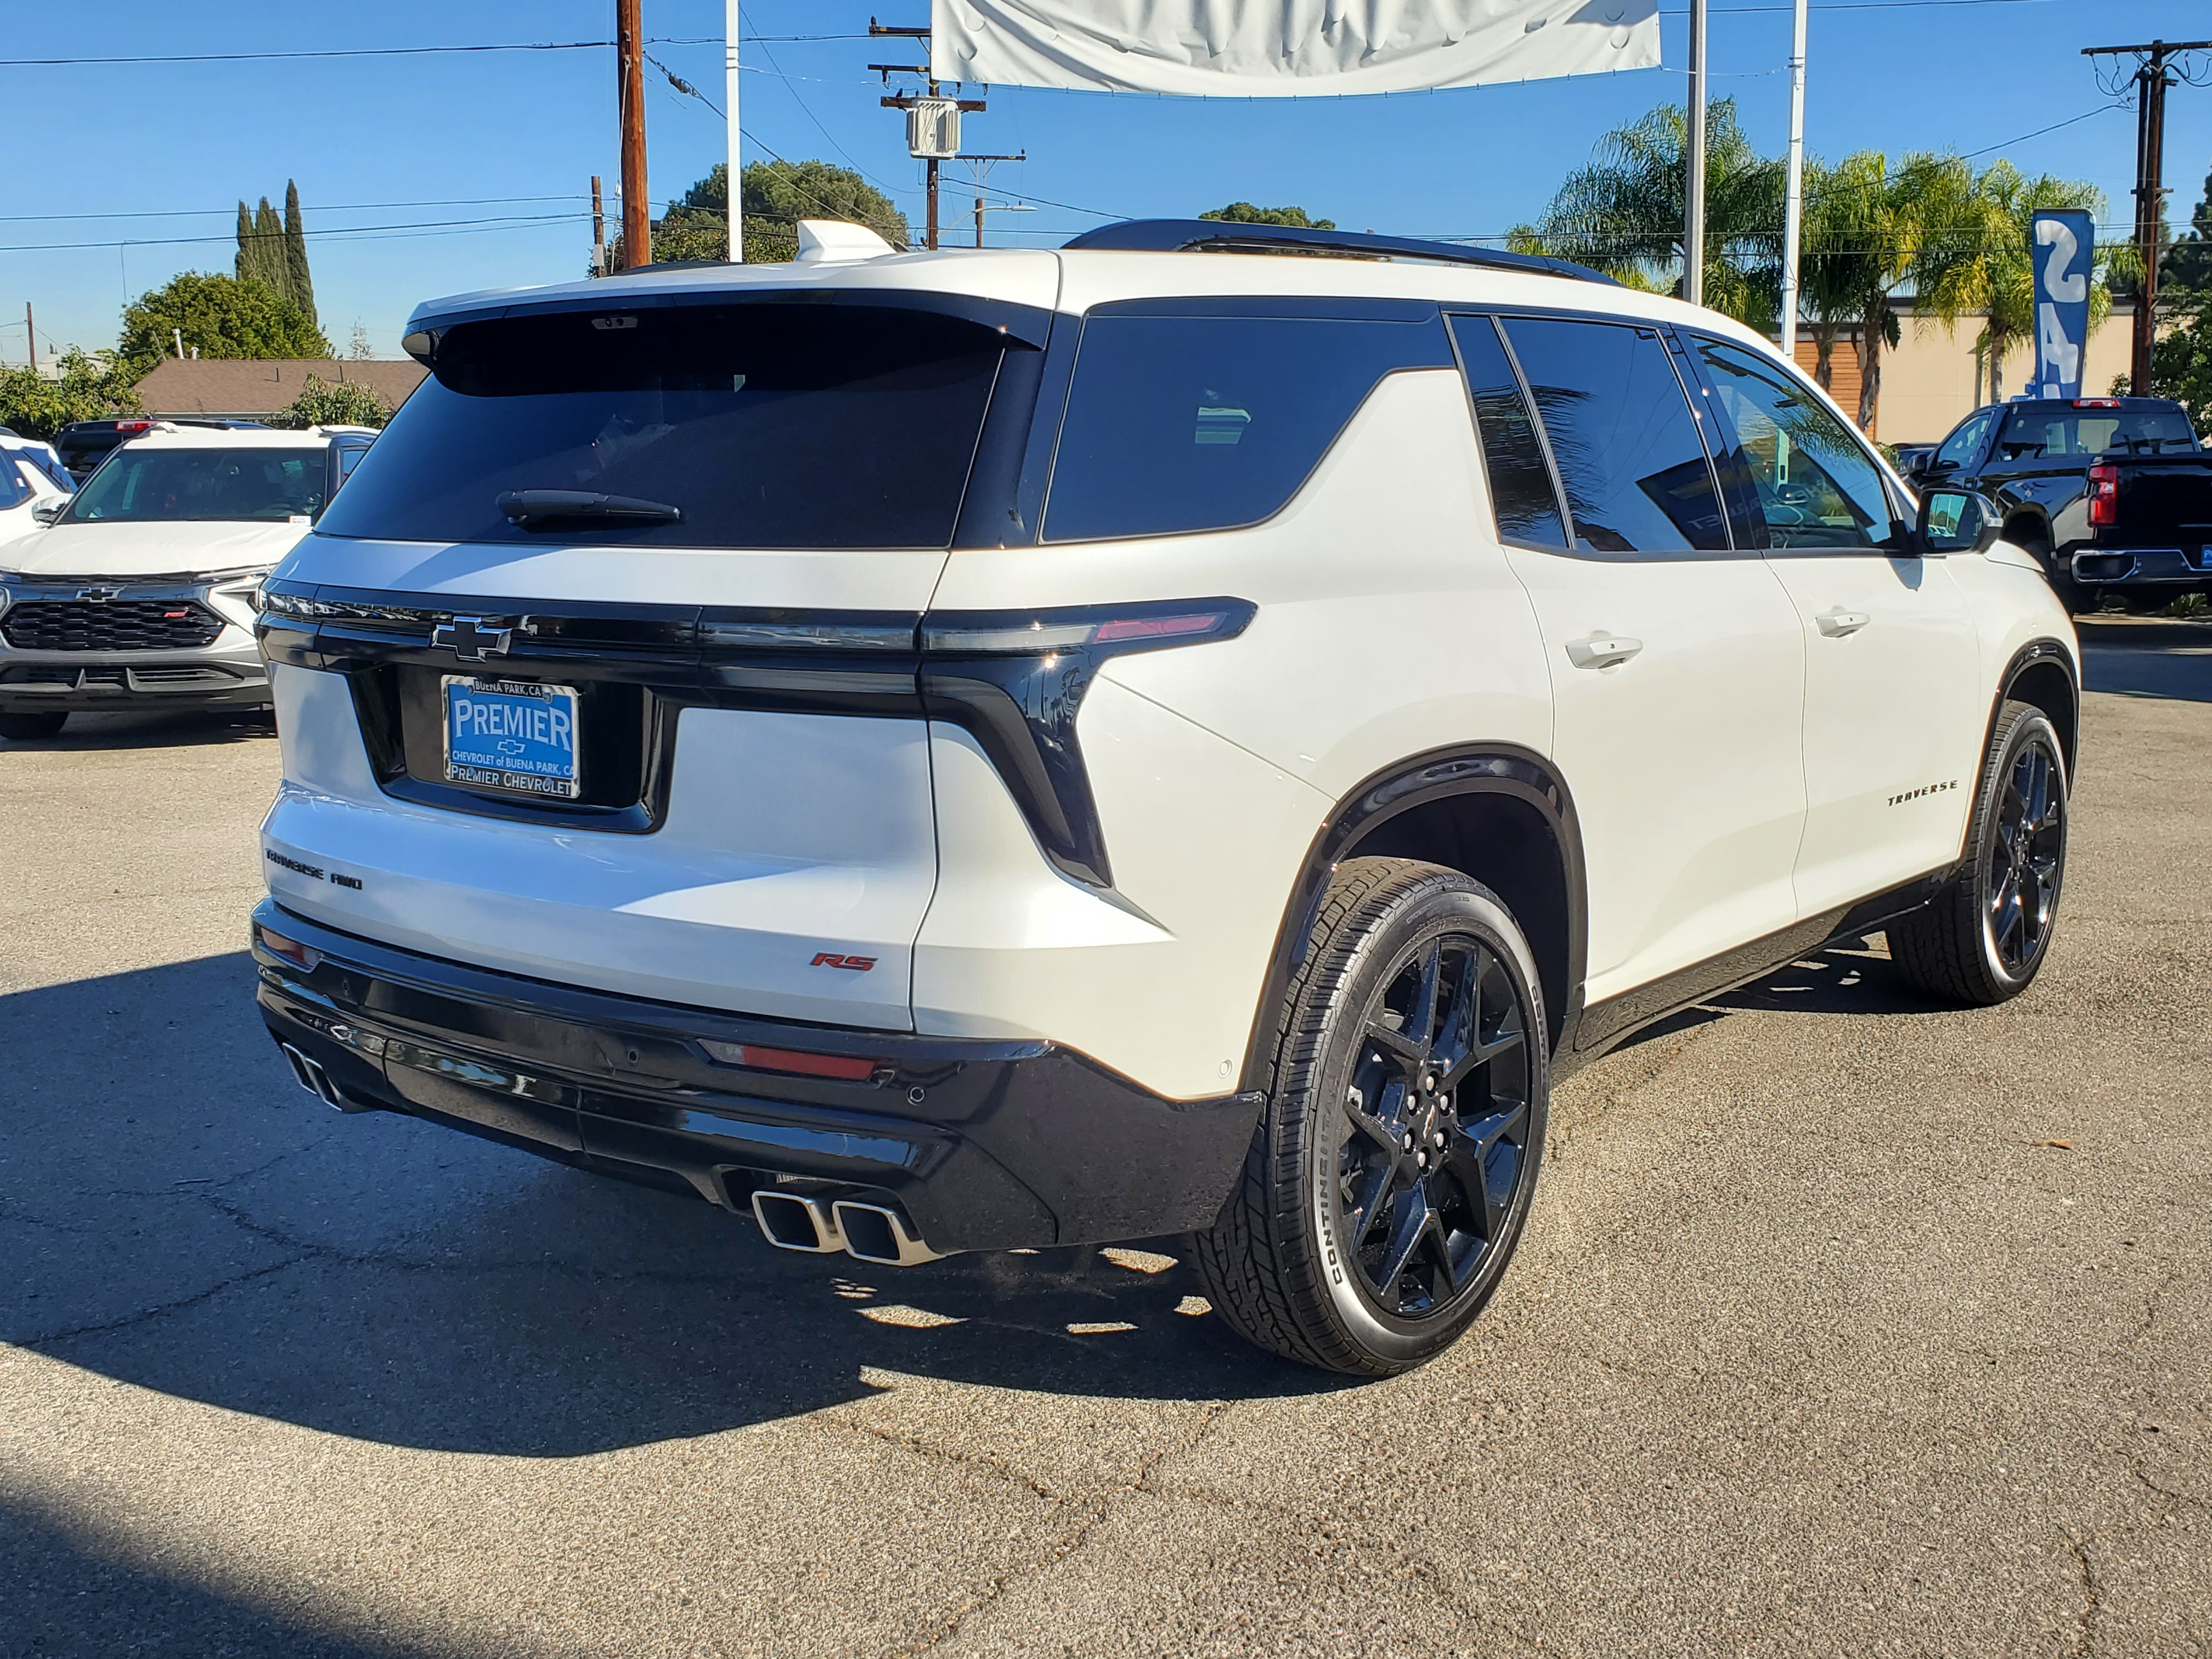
[254,922,322,972]
[115,420,154,433]
[2087,464,2120,527]
[2072,398,2123,409]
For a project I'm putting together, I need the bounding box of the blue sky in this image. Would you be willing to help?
[3,0,2209,362]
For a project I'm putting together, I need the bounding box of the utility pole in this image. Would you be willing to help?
[617,0,650,269]
[1684,0,1708,308]
[2084,38,2211,394]
[726,0,742,261]
[1778,0,1809,357]
[958,153,1026,246]
[871,19,985,251]
[591,175,606,275]
[24,302,33,374]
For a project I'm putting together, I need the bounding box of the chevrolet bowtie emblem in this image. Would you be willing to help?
[76,586,123,602]
[431,616,514,661]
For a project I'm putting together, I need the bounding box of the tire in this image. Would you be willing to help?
[0,712,66,741]
[1193,858,1549,1377]
[1888,700,2067,1005]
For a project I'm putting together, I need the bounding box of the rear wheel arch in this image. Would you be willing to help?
[1239,745,1585,1090]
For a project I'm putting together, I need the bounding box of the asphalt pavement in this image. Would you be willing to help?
[1,617,2206,1658]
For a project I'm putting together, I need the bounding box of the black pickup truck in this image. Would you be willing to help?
[1901,397,2212,612]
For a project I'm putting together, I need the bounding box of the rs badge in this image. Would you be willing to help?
[810,952,876,972]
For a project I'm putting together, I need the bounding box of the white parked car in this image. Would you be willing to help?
[249,220,2078,1376]
[0,433,74,549]
[0,422,376,740]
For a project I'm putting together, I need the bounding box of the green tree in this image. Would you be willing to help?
[1796,151,1965,429]
[284,179,317,328]
[1198,202,1337,230]
[0,350,142,441]
[2164,161,2212,297]
[602,160,911,271]
[1508,99,1786,331]
[118,272,332,376]
[265,373,391,430]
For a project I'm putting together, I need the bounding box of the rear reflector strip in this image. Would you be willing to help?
[698,1039,882,1082]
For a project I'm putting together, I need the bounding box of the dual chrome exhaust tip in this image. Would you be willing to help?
[749,1189,947,1267]
[278,1041,347,1110]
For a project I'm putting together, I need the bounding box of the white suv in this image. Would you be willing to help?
[250,220,2078,1376]
[0,423,376,739]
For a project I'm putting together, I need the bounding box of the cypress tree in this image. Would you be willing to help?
[235,202,254,281]
[252,198,285,299]
[283,180,317,328]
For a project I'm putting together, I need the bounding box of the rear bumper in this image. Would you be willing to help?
[2067,545,2211,588]
[249,899,1262,1254]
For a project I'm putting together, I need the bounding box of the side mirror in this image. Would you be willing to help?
[31,498,67,526]
[1916,487,2002,555]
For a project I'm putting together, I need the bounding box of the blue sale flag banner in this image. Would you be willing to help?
[2030,210,2094,400]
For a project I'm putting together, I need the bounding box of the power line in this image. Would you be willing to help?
[7,194,592,224]
[0,36,720,67]
[0,211,588,256]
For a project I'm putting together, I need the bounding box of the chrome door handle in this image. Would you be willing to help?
[1565,633,1644,670]
[1815,610,1870,637]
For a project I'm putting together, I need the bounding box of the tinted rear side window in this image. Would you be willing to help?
[317,303,1009,549]
[1995,403,2200,458]
[1042,309,1452,542]
[1448,314,1567,549]
[1503,318,1727,555]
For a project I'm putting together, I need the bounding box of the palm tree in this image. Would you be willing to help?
[1914,161,2131,402]
[1796,151,1955,430]
[1508,99,1786,332]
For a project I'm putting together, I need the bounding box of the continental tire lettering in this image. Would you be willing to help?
[1318,1184,1345,1285]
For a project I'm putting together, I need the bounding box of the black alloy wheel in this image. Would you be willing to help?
[1891,699,2068,1005]
[1194,859,1550,1376]
[1335,934,1531,1321]
[1985,735,2064,975]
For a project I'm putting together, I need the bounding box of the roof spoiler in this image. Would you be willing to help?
[1062,219,1619,286]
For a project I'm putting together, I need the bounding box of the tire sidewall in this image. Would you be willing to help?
[1293,878,1549,1369]
[1971,707,2067,992]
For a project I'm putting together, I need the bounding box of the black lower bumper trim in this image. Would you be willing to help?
[250,899,1262,1252]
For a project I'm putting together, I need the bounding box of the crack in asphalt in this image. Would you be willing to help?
[2063,1528,2101,1659]
[13,1252,312,1346]
[879,1400,1234,1659]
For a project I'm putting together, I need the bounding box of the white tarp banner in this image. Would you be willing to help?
[930,0,1660,96]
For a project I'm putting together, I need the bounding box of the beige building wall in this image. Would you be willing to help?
[1865,303,2137,445]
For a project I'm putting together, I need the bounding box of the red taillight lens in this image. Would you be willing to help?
[2072,398,2123,409]
[254,923,322,971]
[698,1039,881,1081]
[115,420,154,432]
[1092,611,1227,644]
[2087,464,2120,527]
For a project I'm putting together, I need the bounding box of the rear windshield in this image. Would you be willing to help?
[66,447,328,523]
[316,302,1009,549]
[1996,404,2200,458]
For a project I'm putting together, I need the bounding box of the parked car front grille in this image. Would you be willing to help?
[2,599,227,652]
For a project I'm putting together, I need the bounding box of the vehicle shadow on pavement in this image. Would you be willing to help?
[0,707,277,751]
[0,1499,389,1659]
[2076,618,2212,705]
[1,954,1347,1460]
[1606,937,1941,1057]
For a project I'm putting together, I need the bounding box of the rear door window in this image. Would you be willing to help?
[1447,314,1568,550]
[315,302,1013,549]
[1042,305,1452,542]
[1502,317,1728,554]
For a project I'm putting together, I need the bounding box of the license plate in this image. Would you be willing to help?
[442,676,582,799]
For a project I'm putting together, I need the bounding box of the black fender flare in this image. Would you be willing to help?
[1237,743,1588,1093]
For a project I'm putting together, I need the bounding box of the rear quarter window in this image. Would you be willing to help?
[1041,305,1453,543]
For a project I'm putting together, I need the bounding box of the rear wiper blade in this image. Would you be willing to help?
[497,489,683,529]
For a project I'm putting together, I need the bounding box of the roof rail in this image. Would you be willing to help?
[1061,219,1618,286]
